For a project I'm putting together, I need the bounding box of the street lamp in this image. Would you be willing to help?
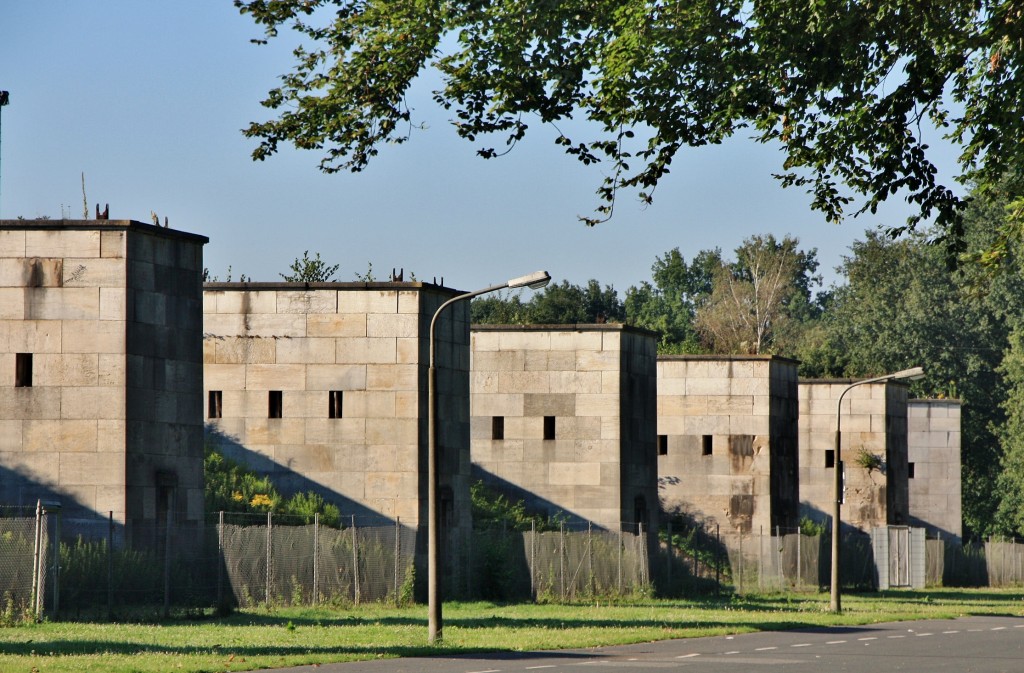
[829,366,924,613]
[427,270,550,643]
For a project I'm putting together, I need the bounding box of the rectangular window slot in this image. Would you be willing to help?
[15,353,32,387]
[268,391,283,419]
[825,449,836,468]
[329,391,343,419]
[658,435,668,456]
[208,390,222,419]
[701,435,712,456]
[908,462,915,479]
[492,416,504,440]
[543,416,556,440]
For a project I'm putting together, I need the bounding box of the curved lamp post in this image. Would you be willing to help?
[830,366,924,613]
[428,270,550,643]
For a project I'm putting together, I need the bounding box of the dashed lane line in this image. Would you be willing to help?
[826,640,847,645]
[858,637,877,641]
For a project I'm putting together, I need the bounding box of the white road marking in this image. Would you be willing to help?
[826,640,846,645]
[725,651,739,655]
[858,637,877,641]
[887,635,906,639]
[991,627,1007,631]
[676,654,701,659]
[916,633,933,637]
[943,630,960,634]
[968,629,983,632]
[791,643,811,648]
[526,666,556,670]
[755,647,778,651]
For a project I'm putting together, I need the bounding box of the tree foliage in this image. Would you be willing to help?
[471,279,624,325]
[624,247,719,353]
[695,235,821,354]
[236,0,1024,247]
[797,202,1024,537]
[280,250,340,282]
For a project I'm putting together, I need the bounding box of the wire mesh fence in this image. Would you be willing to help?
[9,504,1024,621]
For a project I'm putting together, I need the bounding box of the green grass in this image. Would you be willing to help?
[2,589,1023,673]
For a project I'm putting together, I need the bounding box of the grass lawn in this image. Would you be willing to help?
[1,589,1023,673]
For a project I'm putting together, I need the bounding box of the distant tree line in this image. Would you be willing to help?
[471,184,1024,542]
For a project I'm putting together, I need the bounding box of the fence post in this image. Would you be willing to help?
[107,511,114,621]
[796,526,801,589]
[530,520,537,599]
[313,513,320,606]
[715,524,721,596]
[31,500,42,620]
[738,533,744,594]
[587,521,594,596]
[53,509,61,619]
[617,527,623,594]
[776,525,783,591]
[559,522,566,601]
[351,515,360,606]
[639,522,647,588]
[758,526,764,592]
[217,511,225,609]
[394,517,401,606]
[266,511,273,604]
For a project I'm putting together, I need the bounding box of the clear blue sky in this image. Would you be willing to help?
[0,1,962,294]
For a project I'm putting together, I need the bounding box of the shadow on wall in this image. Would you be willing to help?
[0,464,125,542]
[470,465,598,530]
[204,425,395,526]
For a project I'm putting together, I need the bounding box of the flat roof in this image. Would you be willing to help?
[658,354,800,365]
[205,281,464,293]
[0,219,209,244]
[471,323,659,337]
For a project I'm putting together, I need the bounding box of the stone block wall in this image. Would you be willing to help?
[798,379,910,533]
[0,220,207,540]
[657,356,799,534]
[908,399,962,540]
[470,324,658,532]
[202,283,471,559]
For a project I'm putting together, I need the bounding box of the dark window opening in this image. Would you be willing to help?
[543,416,556,440]
[658,435,668,456]
[15,353,32,387]
[268,390,283,419]
[208,390,222,419]
[825,449,835,468]
[634,495,648,535]
[329,390,343,419]
[908,462,915,479]
[701,435,713,456]
[492,416,504,440]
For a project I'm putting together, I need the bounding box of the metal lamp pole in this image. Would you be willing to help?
[830,366,924,613]
[0,91,9,218]
[427,270,550,643]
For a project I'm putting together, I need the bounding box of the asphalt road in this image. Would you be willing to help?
[265,615,1024,673]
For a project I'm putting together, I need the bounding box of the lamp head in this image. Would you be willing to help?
[507,270,551,291]
[0,91,8,106]
[891,366,925,381]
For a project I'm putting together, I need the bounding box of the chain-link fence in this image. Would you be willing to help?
[11,505,1024,620]
[653,523,881,595]
[0,505,47,622]
[217,512,416,607]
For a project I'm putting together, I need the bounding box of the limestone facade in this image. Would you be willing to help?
[0,219,207,540]
[470,324,658,532]
[202,283,471,546]
[798,379,910,533]
[656,355,799,535]
[907,399,962,540]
